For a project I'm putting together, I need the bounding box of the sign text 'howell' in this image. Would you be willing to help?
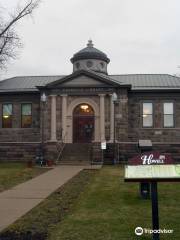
[128,151,174,165]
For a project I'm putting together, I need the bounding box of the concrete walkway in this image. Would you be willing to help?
[0,165,84,232]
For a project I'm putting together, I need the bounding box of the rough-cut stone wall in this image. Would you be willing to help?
[114,91,180,162]
[116,142,180,163]
[127,92,180,142]
[45,142,58,162]
[115,89,129,142]
[0,143,40,162]
[0,93,41,161]
[1,89,180,162]
[0,93,41,142]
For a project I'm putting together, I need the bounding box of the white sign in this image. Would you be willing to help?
[125,164,180,179]
[101,141,106,150]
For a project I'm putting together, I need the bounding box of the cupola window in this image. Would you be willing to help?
[100,62,104,68]
[75,62,80,69]
[86,61,93,68]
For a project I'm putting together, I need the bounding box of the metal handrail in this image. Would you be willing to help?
[56,133,67,163]
[90,142,103,165]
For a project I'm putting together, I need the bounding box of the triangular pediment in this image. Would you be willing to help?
[45,70,121,88]
[59,75,110,87]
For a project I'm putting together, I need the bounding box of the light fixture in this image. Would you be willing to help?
[80,105,89,111]
[3,115,9,119]
[41,92,47,102]
[112,92,118,102]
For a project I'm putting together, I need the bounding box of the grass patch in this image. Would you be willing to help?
[48,166,180,240]
[0,169,95,240]
[0,162,48,193]
[1,166,179,240]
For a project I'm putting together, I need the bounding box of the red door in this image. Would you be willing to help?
[73,104,95,143]
[73,116,94,143]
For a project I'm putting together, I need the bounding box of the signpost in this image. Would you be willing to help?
[125,151,180,240]
[101,141,106,163]
[151,181,159,240]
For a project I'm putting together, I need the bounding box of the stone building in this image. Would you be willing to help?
[0,40,180,163]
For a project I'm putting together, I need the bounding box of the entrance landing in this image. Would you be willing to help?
[0,165,84,232]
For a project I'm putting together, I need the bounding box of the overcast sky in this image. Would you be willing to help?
[1,0,180,80]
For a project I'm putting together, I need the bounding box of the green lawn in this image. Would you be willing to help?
[49,166,180,240]
[0,162,48,192]
[0,170,94,239]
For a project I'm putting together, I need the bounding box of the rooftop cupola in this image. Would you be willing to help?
[70,40,110,74]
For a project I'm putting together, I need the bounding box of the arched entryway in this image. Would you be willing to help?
[73,103,94,143]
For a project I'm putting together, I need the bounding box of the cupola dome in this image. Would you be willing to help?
[71,40,110,74]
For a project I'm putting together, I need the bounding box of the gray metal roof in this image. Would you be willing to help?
[0,76,65,92]
[0,74,180,93]
[111,74,180,90]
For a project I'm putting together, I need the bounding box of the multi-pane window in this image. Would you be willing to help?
[163,102,174,127]
[2,104,13,128]
[142,102,153,127]
[21,103,32,128]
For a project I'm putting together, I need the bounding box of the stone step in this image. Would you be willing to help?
[62,158,89,162]
[58,161,90,165]
[59,143,91,164]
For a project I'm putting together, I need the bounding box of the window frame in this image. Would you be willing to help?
[163,102,175,128]
[2,103,13,128]
[21,103,32,128]
[142,101,154,128]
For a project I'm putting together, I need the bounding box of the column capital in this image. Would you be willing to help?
[60,94,68,97]
[49,94,57,98]
[99,94,106,97]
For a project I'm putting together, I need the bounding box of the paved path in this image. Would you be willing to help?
[0,165,84,232]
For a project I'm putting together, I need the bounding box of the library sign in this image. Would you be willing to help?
[124,151,180,240]
[125,151,180,181]
[129,151,173,165]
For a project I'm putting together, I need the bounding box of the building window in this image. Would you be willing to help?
[163,102,174,127]
[2,103,13,128]
[100,62,105,68]
[142,102,153,127]
[75,62,80,69]
[21,103,32,128]
[86,61,93,68]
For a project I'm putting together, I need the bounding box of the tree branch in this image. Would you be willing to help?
[0,0,40,69]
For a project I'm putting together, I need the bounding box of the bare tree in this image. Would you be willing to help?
[0,0,41,69]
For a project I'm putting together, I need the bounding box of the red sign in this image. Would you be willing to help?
[129,151,174,165]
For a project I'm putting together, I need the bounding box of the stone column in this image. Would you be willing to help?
[109,94,115,142]
[61,94,68,142]
[50,95,57,141]
[99,94,105,141]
